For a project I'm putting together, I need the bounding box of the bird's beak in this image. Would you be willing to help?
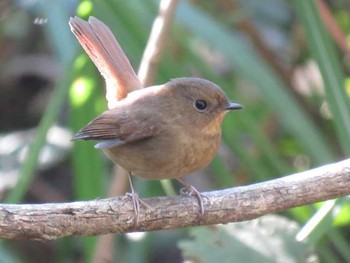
[225,102,243,111]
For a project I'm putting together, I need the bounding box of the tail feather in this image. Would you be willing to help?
[69,16,143,108]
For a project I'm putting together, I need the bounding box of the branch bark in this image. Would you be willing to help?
[1,158,350,240]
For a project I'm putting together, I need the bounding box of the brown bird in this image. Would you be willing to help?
[69,16,243,221]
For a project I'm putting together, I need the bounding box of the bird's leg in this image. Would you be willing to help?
[124,173,152,225]
[176,178,211,215]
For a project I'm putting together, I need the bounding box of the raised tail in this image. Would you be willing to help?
[69,16,143,108]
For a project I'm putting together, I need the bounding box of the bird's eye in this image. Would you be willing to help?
[194,99,207,112]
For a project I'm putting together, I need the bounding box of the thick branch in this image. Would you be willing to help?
[1,158,349,240]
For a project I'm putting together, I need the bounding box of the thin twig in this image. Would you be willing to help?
[138,0,179,86]
[1,158,349,240]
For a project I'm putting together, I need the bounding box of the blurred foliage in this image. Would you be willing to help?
[179,215,312,263]
[0,0,350,262]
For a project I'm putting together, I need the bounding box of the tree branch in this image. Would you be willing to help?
[1,158,350,240]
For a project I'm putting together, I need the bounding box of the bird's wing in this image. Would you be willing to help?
[69,16,143,108]
[71,107,163,149]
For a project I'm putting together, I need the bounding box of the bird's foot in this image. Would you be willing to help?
[177,178,211,216]
[123,192,152,225]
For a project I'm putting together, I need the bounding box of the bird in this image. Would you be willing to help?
[69,16,243,222]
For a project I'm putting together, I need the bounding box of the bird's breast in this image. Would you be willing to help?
[102,125,222,180]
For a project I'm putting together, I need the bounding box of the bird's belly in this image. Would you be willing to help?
[102,132,221,180]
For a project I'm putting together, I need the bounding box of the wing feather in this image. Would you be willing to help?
[72,107,162,149]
